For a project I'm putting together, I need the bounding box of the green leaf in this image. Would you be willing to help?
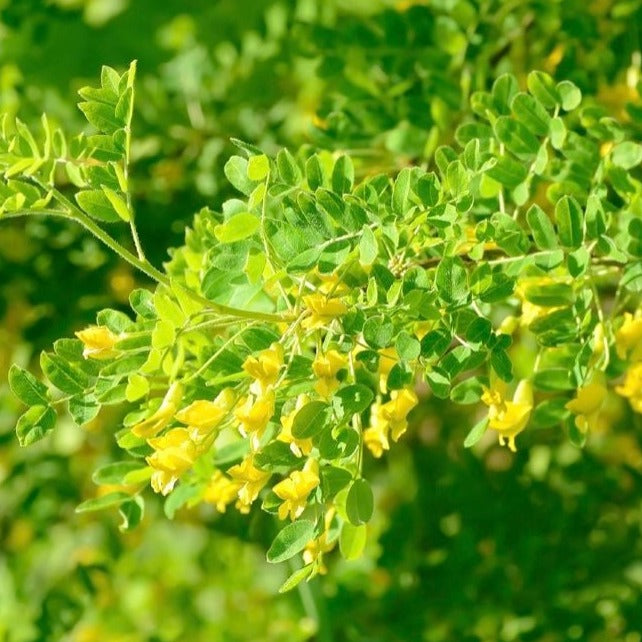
[102,187,131,222]
[526,204,558,250]
[267,519,316,563]
[92,461,144,485]
[464,416,489,448]
[76,491,130,513]
[16,405,56,446]
[555,196,583,248]
[213,212,260,243]
[511,92,550,136]
[395,331,421,361]
[306,154,324,190]
[527,71,559,109]
[291,401,330,439]
[9,364,48,406]
[363,317,394,348]
[611,142,642,170]
[320,466,353,499]
[485,155,528,188]
[435,256,468,304]
[69,396,100,426]
[556,80,582,111]
[164,483,200,519]
[345,479,374,526]
[332,385,374,419]
[425,368,450,398]
[451,377,486,405]
[279,564,315,593]
[331,155,354,194]
[224,156,254,195]
[118,496,144,531]
[392,167,414,215]
[494,117,541,156]
[276,149,301,185]
[339,523,367,560]
[359,226,378,265]
[75,189,121,223]
[40,352,88,394]
[247,154,270,181]
[78,100,121,132]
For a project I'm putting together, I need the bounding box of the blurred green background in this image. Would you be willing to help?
[1,1,642,640]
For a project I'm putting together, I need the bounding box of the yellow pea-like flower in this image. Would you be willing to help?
[616,362,642,413]
[377,346,398,394]
[303,508,337,573]
[363,401,390,458]
[566,379,608,433]
[75,325,121,360]
[313,349,347,399]
[147,427,199,495]
[483,379,533,452]
[243,343,283,395]
[131,381,183,438]
[202,470,242,513]
[380,387,419,442]
[175,388,236,439]
[615,312,642,362]
[234,389,276,450]
[278,394,314,457]
[273,458,320,521]
[301,293,348,329]
[227,456,271,513]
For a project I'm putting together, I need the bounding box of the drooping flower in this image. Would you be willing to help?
[616,362,642,413]
[363,401,390,458]
[243,343,283,395]
[615,312,642,362]
[131,381,183,438]
[377,347,398,393]
[273,458,320,521]
[234,389,276,450]
[227,456,271,513]
[175,388,236,440]
[482,379,533,452]
[202,470,242,513]
[313,349,347,398]
[565,379,608,433]
[75,325,121,360]
[302,293,348,329]
[147,427,199,495]
[278,394,313,457]
[303,508,337,574]
[380,387,419,442]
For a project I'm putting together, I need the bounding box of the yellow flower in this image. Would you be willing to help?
[616,362,642,413]
[273,458,320,521]
[615,312,642,362]
[243,343,283,395]
[147,427,199,495]
[380,387,418,442]
[75,325,121,360]
[234,389,276,450]
[377,347,398,393]
[278,394,313,456]
[203,470,242,513]
[482,379,533,452]
[302,293,348,329]
[565,380,608,433]
[313,349,347,398]
[227,456,271,513]
[175,388,236,439]
[303,508,337,573]
[363,401,390,458]
[131,382,183,438]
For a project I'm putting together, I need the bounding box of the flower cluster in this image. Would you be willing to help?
[615,312,642,413]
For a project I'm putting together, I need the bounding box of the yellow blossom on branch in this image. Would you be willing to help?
[313,349,347,398]
[380,387,419,442]
[243,343,283,395]
[616,362,642,413]
[227,456,271,513]
[234,389,276,450]
[482,379,533,452]
[147,427,199,495]
[202,470,242,513]
[303,508,337,574]
[131,381,183,438]
[363,401,390,458]
[278,394,314,456]
[615,312,642,362]
[565,379,608,433]
[301,293,348,329]
[75,325,121,360]
[174,388,236,440]
[377,346,398,394]
[273,458,320,521]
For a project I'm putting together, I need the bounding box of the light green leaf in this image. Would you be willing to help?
[9,364,48,406]
[339,523,367,560]
[612,142,642,170]
[76,189,122,223]
[16,405,56,446]
[345,479,374,526]
[247,154,270,181]
[76,492,130,513]
[556,80,582,111]
[291,401,330,439]
[214,212,260,243]
[267,519,316,563]
[464,416,489,448]
[359,226,378,265]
